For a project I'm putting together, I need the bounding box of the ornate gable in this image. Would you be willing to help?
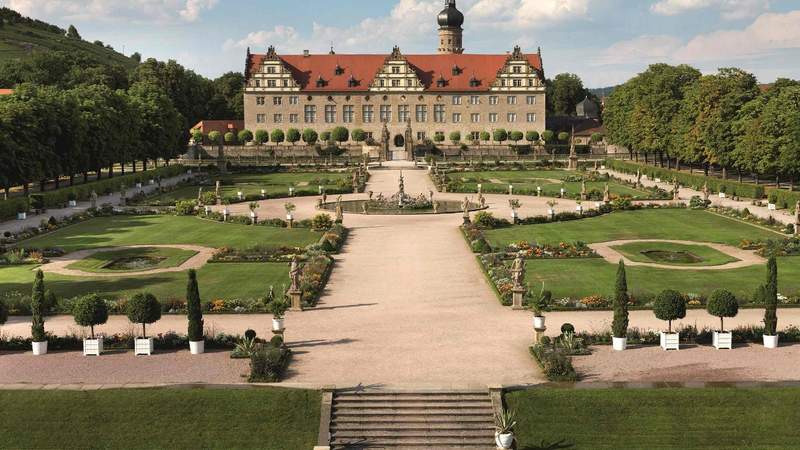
[247,46,301,92]
[369,46,424,93]
[490,46,544,92]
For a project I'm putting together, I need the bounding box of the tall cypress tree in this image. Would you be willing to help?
[30,270,46,342]
[612,260,629,338]
[763,257,778,336]
[186,269,204,342]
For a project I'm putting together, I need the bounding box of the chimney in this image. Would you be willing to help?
[303,49,310,57]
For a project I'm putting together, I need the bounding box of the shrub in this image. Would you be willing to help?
[653,289,687,333]
[72,294,109,339]
[174,200,197,216]
[126,293,162,338]
[270,335,284,347]
[560,323,575,335]
[764,257,778,336]
[249,345,290,382]
[254,129,269,144]
[531,344,577,381]
[186,270,204,342]
[238,129,253,143]
[612,260,629,338]
[707,289,739,332]
[244,329,257,340]
[0,300,8,325]
[30,270,46,342]
[311,213,333,231]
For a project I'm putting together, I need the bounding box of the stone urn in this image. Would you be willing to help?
[495,432,514,449]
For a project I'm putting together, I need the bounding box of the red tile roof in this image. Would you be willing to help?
[247,52,543,93]
[191,120,245,135]
[0,89,14,96]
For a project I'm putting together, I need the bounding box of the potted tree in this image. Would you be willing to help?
[126,293,162,356]
[763,257,779,348]
[67,192,78,207]
[248,201,259,224]
[285,202,296,221]
[532,288,551,329]
[707,289,738,350]
[30,270,48,355]
[546,200,557,219]
[73,294,109,356]
[653,290,686,350]
[768,192,778,211]
[494,407,516,449]
[508,199,521,223]
[612,261,629,351]
[186,269,205,355]
[16,202,27,220]
[268,295,289,332]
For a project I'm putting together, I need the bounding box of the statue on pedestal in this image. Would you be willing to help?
[672,178,680,201]
[335,196,344,223]
[568,125,578,170]
[381,121,391,161]
[90,190,98,209]
[580,180,587,201]
[197,187,204,205]
[462,197,471,224]
[215,180,221,205]
[703,182,710,204]
[433,201,440,214]
[603,183,610,204]
[511,254,526,289]
[289,256,302,291]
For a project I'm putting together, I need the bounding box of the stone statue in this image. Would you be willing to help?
[603,183,610,203]
[215,180,221,205]
[636,169,642,188]
[433,200,440,214]
[580,180,587,201]
[672,178,680,201]
[335,196,344,223]
[429,190,434,202]
[322,192,328,204]
[289,256,302,291]
[398,171,406,197]
[703,182,710,203]
[362,202,368,215]
[197,187,204,205]
[352,172,359,191]
[568,125,578,170]
[462,197,470,214]
[478,193,486,208]
[90,190,98,209]
[511,253,526,288]
[381,120,391,161]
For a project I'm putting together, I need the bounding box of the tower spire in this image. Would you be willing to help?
[437,0,464,54]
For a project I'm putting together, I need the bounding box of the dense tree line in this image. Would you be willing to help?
[605,64,800,186]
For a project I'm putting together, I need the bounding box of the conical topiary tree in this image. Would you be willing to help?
[612,260,629,338]
[763,257,778,336]
[30,270,46,342]
[186,269,204,342]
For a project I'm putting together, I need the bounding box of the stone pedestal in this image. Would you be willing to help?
[289,289,303,312]
[568,155,578,170]
[533,327,547,344]
[512,287,526,310]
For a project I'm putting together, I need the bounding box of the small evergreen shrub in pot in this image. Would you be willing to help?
[126,293,162,356]
[30,270,48,355]
[763,257,779,348]
[72,294,109,356]
[186,270,205,355]
[532,289,551,329]
[268,296,289,332]
[653,289,686,351]
[611,261,630,351]
[707,289,738,350]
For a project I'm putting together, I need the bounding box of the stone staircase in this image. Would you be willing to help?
[327,390,497,449]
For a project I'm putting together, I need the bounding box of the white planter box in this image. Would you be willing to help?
[713,331,733,350]
[68,200,77,207]
[31,341,48,356]
[768,203,777,211]
[237,192,244,200]
[763,334,779,349]
[135,337,154,356]
[547,208,555,217]
[495,432,514,449]
[83,338,104,356]
[660,332,680,350]
[576,206,583,213]
[17,212,26,220]
[595,202,602,208]
[135,183,142,189]
[533,316,546,330]
[272,318,285,332]
[719,192,727,199]
[189,340,205,355]
[612,336,627,351]
[654,178,662,183]
[148,179,155,185]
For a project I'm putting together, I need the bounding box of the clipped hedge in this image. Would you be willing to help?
[0,165,187,221]
[605,160,765,200]
[766,188,800,211]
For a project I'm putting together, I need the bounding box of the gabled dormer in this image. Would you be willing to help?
[490,45,544,92]
[369,46,424,93]
[246,45,301,92]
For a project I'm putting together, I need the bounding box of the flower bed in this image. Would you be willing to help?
[504,241,597,259]
[209,246,304,263]
[710,206,793,234]
[573,324,800,347]
[741,237,800,257]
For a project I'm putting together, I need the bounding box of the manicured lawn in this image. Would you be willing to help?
[148,172,349,203]
[0,388,321,450]
[66,247,198,273]
[506,387,800,450]
[455,170,650,197]
[0,262,288,301]
[612,242,739,266]
[485,209,782,247]
[20,215,320,252]
[525,256,800,299]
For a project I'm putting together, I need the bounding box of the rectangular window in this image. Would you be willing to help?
[452,112,462,123]
[256,96,265,106]
[489,96,498,105]
[380,104,392,122]
[289,96,299,105]
[304,105,316,123]
[290,114,299,123]
[273,97,282,106]
[363,105,374,123]
[416,105,428,122]
[325,105,336,123]
[380,79,386,87]
[392,79,401,87]
[267,66,276,74]
[283,80,289,87]
[417,131,427,141]
[267,79,276,88]
[343,105,354,123]
[274,114,282,123]
[489,113,498,123]
[254,80,261,87]
[434,104,445,123]
[527,113,536,123]
[527,96,536,105]
[471,113,480,123]
[452,95,462,105]
[365,132,373,140]
[256,114,266,124]
[398,105,410,123]
[470,131,481,141]
[513,65,521,73]
[507,113,517,123]
[507,96,517,105]
[392,66,400,74]
[469,95,479,105]
[513,79,522,87]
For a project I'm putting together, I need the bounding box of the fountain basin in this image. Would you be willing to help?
[319,200,485,215]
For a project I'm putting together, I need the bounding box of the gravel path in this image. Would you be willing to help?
[38,244,216,278]
[589,239,765,270]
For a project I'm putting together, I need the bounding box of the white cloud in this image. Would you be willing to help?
[650,0,769,20]
[597,10,800,66]
[469,0,591,28]
[2,0,218,23]
[223,26,302,51]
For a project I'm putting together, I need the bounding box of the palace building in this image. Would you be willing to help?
[243,0,546,159]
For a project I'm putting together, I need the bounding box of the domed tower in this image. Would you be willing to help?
[437,0,464,54]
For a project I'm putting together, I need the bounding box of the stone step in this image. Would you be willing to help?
[332,429,493,439]
[332,422,494,431]
[334,401,492,409]
[333,407,493,416]
[330,436,494,447]
[332,416,494,424]
[335,393,490,402]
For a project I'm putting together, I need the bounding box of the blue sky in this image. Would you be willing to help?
[3,0,800,87]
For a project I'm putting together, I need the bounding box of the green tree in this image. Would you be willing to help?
[612,261,629,338]
[541,130,555,143]
[254,129,269,145]
[186,269,204,342]
[271,129,285,145]
[763,257,778,336]
[352,128,366,143]
[72,294,109,339]
[224,132,236,144]
[30,270,46,342]
[653,290,687,333]
[526,131,540,144]
[191,130,204,143]
[66,25,81,39]
[509,131,524,144]
[286,128,301,145]
[130,52,142,63]
[547,73,588,116]
[433,132,445,143]
[449,131,461,144]
[320,130,332,143]
[557,131,570,142]
[238,129,253,143]
[331,126,349,144]
[208,131,222,144]
[493,128,508,144]
[126,293,162,338]
[707,289,739,332]
[302,128,318,145]
[480,131,491,143]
